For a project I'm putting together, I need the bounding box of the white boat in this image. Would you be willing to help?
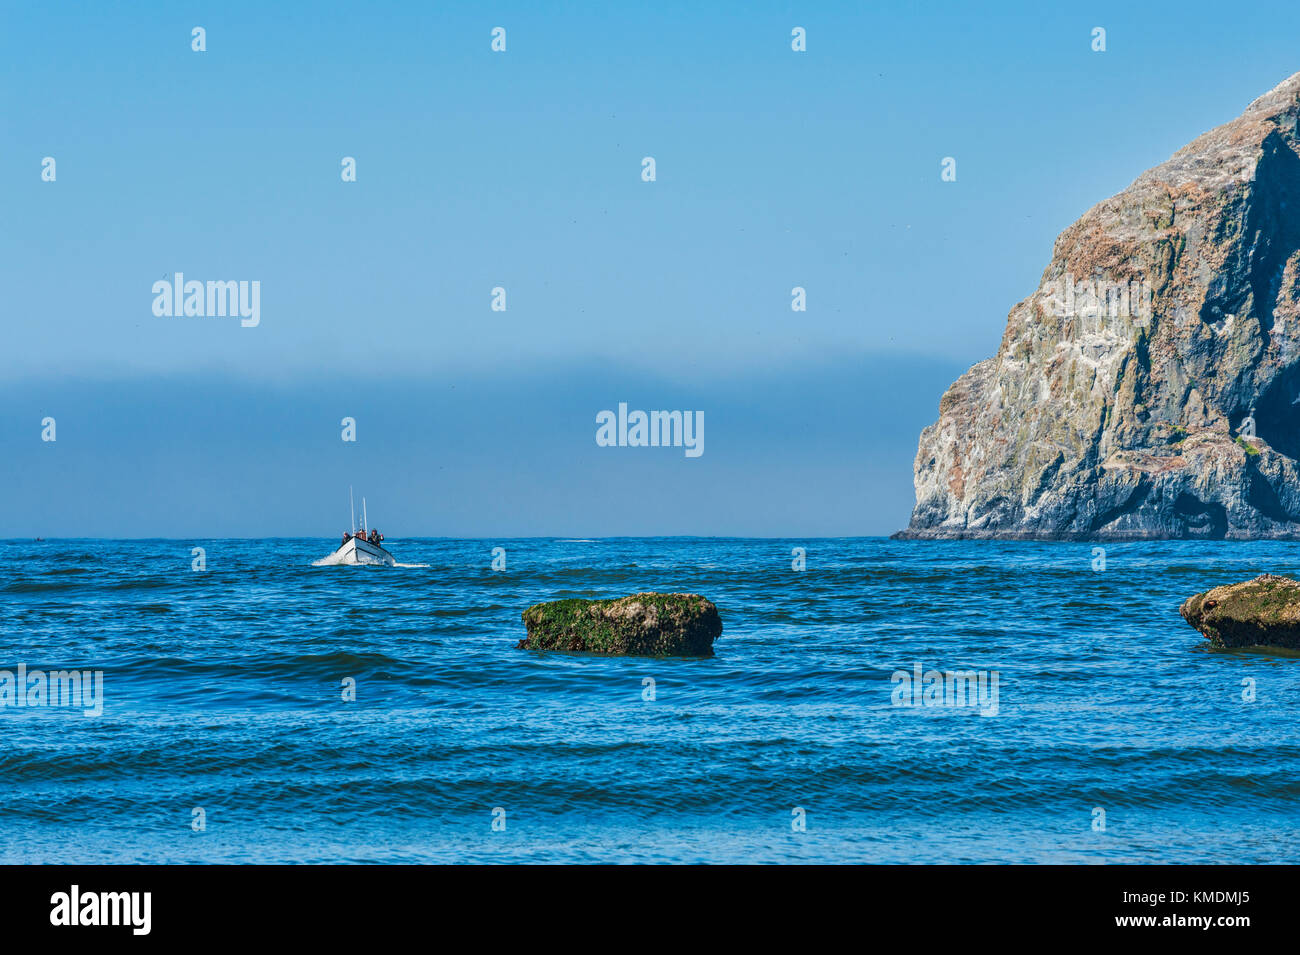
[319,534,396,566]
[314,488,396,566]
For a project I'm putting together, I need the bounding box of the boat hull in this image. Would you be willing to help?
[317,536,396,566]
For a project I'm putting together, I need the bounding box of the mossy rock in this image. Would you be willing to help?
[1179,574,1300,649]
[518,593,722,656]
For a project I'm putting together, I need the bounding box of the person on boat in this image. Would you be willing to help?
[342,531,351,545]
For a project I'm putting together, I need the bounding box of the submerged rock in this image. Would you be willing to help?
[518,593,722,656]
[1180,574,1300,648]
[899,72,1300,540]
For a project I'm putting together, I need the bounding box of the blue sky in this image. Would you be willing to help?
[3,1,1299,536]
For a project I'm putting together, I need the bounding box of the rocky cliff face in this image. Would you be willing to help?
[900,72,1300,540]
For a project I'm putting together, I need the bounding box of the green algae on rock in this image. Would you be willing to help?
[518,593,722,656]
[1180,574,1300,649]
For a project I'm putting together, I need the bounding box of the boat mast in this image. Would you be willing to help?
[362,497,368,535]
[350,486,356,534]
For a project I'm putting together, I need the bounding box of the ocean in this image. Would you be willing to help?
[3,537,1299,864]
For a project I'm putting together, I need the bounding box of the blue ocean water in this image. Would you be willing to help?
[2,537,1299,864]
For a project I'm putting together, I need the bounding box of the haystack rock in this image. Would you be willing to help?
[899,73,1300,540]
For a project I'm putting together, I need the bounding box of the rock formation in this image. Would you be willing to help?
[1180,574,1300,649]
[518,593,722,656]
[900,73,1300,539]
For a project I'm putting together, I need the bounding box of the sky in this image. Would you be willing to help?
[3,0,1299,536]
